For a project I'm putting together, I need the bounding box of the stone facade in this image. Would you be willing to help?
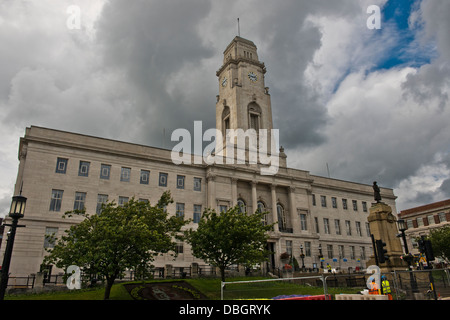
[0,37,398,277]
[398,199,450,258]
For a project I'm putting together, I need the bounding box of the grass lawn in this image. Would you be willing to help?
[4,277,362,300]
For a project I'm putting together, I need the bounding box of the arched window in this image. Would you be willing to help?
[237,199,246,214]
[277,203,286,231]
[222,106,231,132]
[247,103,261,131]
[257,201,268,225]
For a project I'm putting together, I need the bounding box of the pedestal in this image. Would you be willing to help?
[367,202,407,273]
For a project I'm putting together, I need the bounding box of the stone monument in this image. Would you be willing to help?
[367,182,406,273]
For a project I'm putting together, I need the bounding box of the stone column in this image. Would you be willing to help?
[271,184,277,228]
[251,181,257,214]
[206,171,216,210]
[288,186,296,232]
[231,178,238,206]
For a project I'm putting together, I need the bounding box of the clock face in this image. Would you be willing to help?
[248,72,258,82]
[222,77,227,87]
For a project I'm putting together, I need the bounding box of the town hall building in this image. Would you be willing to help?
[1,37,397,278]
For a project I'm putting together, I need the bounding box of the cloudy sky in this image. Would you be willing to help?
[1,0,449,217]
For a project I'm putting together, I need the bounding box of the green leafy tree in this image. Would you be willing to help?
[185,205,274,282]
[44,191,187,299]
[428,225,450,263]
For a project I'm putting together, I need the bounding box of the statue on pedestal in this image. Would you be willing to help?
[373,181,382,203]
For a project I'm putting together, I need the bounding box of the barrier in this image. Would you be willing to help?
[335,294,388,300]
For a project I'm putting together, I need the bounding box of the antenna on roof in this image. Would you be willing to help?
[237,18,240,37]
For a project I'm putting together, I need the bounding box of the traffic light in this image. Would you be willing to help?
[424,239,435,262]
[376,239,389,263]
[419,238,435,262]
[418,239,426,254]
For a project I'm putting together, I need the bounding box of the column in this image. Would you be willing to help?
[231,178,238,206]
[271,184,277,228]
[206,171,216,209]
[289,186,296,232]
[251,181,257,214]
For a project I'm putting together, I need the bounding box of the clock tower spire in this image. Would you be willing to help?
[216,36,275,149]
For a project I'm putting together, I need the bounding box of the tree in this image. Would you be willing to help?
[44,191,187,299]
[428,225,450,263]
[184,205,274,282]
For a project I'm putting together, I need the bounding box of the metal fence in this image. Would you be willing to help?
[391,269,450,300]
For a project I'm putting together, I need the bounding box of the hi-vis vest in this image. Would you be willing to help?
[382,280,391,293]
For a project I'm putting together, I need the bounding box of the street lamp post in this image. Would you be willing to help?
[397,219,418,294]
[300,244,305,271]
[0,195,27,300]
[318,244,324,269]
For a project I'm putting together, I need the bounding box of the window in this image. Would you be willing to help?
[118,196,129,206]
[219,205,228,212]
[286,240,293,256]
[332,197,337,208]
[342,199,348,210]
[320,195,327,207]
[345,220,352,236]
[194,205,202,223]
[250,113,259,130]
[362,201,368,212]
[237,199,246,213]
[356,221,362,236]
[315,217,320,233]
[177,175,185,189]
[427,215,434,225]
[248,103,261,131]
[140,170,150,185]
[300,214,307,231]
[438,212,447,223]
[312,194,316,206]
[120,167,131,182]
[360,247,366,260]
[305,242,311,257]
[78,161,90,177]
[56,158,68,174]
[350,246,356,260]
[159,173,168,187]
[50,189,64,212]
[277,203,287,231]
[366,222,371,237]
[352,200,358,211]
[417,217,424,227]
[176,203,185,219]
[96,194,108,214]
[73,192,86,211]
[327,245,334,259]
[194,177,202,191]
[175,241,184,254]
[407,219,414,229]
[335,219,341,235]
[44,227,58,249]
[323,218,330,234]
[257,201,267,225]
[100,164,111,180]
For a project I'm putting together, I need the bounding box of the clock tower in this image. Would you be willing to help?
[216,36,281,166]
